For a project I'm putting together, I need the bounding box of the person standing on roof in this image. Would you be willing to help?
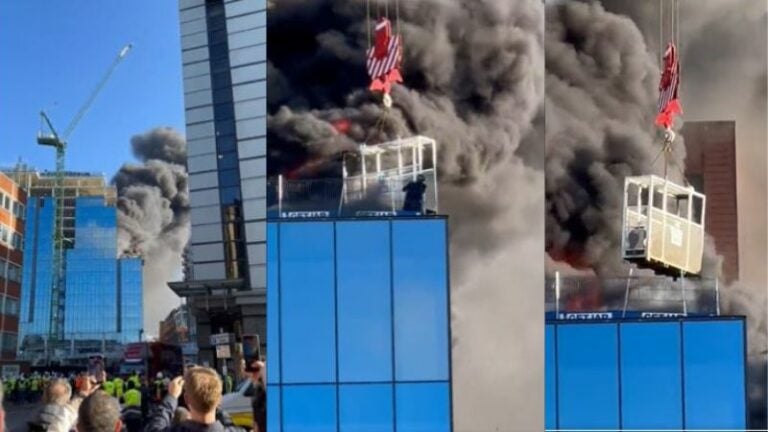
[402,174,427,213]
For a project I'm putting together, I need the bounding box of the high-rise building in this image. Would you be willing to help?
[681,121,739,283]
[170,0,267,368]
[0,173,26,361]
[3,168,142,367]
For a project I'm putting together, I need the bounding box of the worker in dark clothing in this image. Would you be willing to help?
[402,174,427,213]
[144,368,243,432]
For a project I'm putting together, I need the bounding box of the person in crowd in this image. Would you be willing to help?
[30,375,97,432]
[77,391,123,432]
[144,366,243,432]
[247,360,266,432]
[121,380,143,432]
[173,407,191,424]
[114,375,125,402]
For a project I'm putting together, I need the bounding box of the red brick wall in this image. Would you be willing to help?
[682,121,739,283]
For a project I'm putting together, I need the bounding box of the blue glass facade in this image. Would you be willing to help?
[267,218,452,432]
[545,317,747,430]
[19,196,142,353]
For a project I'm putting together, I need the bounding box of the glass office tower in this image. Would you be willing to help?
[267,218,453,432]
[18,195,142,365]
[172,0,268,368]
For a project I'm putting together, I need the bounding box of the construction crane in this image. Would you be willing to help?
[36,43,132,358]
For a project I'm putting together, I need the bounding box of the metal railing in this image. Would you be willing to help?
[267,170,438,219]
[545,273,721,318]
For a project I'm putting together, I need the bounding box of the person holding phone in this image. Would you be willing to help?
[144,366,243,432]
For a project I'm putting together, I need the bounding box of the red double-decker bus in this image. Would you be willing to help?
[119,342,183,381]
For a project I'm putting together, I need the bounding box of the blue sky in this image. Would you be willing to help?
[0,1,185,179]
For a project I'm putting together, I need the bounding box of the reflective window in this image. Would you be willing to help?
[282,385,336,431]
[392,220,449,381]
[556,323,620,429]
[280,222,336,383]
[219,187,241,205]
[216,136,237,153]
[218,169,241,188]
[266,223,279,384]
[545,325,556,430]
[267,385,281,432]
[339,384,393,432]
[268,219,452,431]
[214,103,235,121]
[620,322,683,429]
[211,71,232,90]
[337,221,392,382]
[683,320,746,429]
[217,152,239,170]
[396,383,450,432]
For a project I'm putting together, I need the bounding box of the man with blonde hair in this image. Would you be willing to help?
[145,366,243,432]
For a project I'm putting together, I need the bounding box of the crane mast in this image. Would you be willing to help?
[36,43,132,360]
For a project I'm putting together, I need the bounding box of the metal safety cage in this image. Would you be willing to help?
[342,135,439,215]
[267,136,440,219]
[621,175,706,276]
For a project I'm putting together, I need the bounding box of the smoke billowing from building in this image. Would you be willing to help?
[268,0,544,428]
[546,1,767,426]
[113,128,190,333]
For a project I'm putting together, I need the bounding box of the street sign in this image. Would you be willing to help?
[210,333,231,346]
[216,345,231,359]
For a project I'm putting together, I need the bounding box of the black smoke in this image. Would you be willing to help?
[268,0,545,428]
[113,128,190,333]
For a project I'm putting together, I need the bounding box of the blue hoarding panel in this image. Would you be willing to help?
[282,385,337,432]
[267,223,280,384]
[280,223,336,383]
[336,221,393,382]
[267,385,281,432]
[392,220,449,382]
[339,384,394,432]
[396,382,451,432]
[557,323,620,429]
[620,322,683,429]
[545,325,557,430]
[683,320,746,429]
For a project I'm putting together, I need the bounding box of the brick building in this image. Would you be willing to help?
[681,121,739,283]
[0,173,26,360]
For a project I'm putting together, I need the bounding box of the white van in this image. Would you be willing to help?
[220,379,256,428]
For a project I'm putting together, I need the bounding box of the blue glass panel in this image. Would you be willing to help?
[620,322,683,429]
[392,220,448,381]
[267,222,280,384]
[395,382,450,432]
[545,325,557,430]
[556,323,620,429]
[683,320,746,429]
[279,222,336,383]
[267,385,281,432]
[339,384,393,432]
[336,221,392,382]
[282,385,336,432]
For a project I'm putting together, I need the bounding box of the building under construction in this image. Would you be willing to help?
[2,166,142,368]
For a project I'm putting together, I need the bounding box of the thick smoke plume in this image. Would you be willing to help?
[269,0,544,429]
[113,128,189,333]
[546,1,767,426]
